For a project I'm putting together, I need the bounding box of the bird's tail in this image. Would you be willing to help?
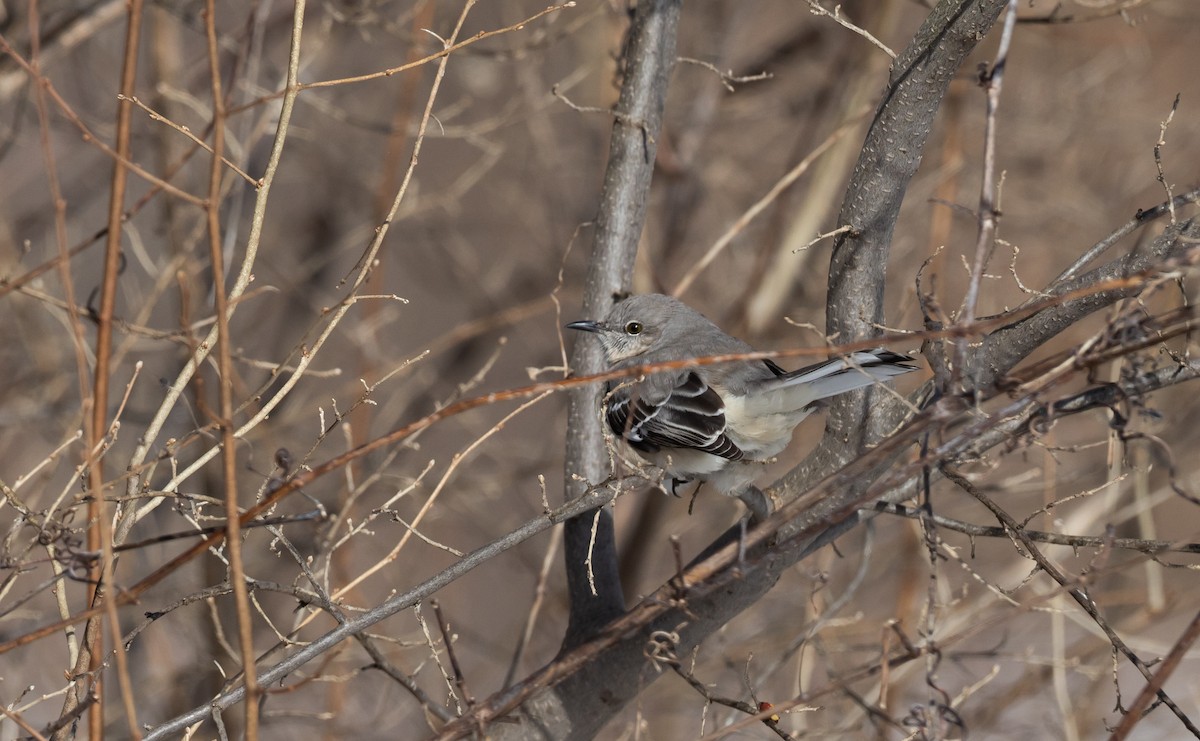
[744,350,917,415]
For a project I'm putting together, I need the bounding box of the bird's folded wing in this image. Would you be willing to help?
[607,372,744,461]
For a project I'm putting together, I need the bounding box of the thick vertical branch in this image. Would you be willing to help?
[823,0,1007,446]
[27,0,126,734]
[561,0,682,649]
[447,3,1013,738]
[773,0,1009,495]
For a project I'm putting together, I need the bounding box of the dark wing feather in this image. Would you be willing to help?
[606,372,743,461]
[762,358,788,377]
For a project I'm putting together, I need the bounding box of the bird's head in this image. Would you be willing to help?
[566,293,693,364]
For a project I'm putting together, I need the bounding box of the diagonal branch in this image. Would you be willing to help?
[971,217,1200,386]
[438,353,1200,739]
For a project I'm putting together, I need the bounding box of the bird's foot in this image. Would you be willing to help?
[666,477,689,497]
[734,486,773,524]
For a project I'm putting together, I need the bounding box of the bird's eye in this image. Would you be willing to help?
[624,321,643,335]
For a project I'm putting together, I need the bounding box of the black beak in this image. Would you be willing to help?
[565,320,601,333]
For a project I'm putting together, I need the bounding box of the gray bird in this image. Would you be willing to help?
[567,294,917,503]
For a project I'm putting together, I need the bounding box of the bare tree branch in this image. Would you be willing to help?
[441,5,1036,736]
[560,0,682,654]
[4,0,1196,737]
[438,351,1200,739]
[971,217,1200,386]
[823,0,1009,454]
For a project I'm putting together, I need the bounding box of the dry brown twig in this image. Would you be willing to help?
[806,1,896,58]
[3,0,1199,737]
[6,255,1198,658]
[672,110,870,298]
[120,94,258,185]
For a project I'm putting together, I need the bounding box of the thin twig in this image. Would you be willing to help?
[676,56,771,92]
[0,32,204,206]
[1108,606,1200,740]
[956,0,1018,382]
[120,94,257,185]
[871,501,1200,554]
[807,1,896,58]
[116,0,310,543]
[1020,0,1155,24]
[503,527,560,688]
[431,600,475,707]
[672,111,868,297]
[1154,93,1181,225]
[292,4,574,93]
[942,467,1200,738]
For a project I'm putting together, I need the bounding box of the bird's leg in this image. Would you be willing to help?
[687,482,703,515]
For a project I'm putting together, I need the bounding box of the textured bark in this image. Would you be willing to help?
[440,2,1013,739]
[970,218,1200,386]
[781,0,1008,501]
[559,0,682,655]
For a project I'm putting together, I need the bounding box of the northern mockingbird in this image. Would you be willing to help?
[567,294,917,505]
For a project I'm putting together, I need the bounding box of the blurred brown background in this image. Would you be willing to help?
[2,0,1199,738]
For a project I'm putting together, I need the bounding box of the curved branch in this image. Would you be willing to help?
[823,0,1008,452]
[445,3,1022,737]
[772,0,1007,505]
[439,353,1200,740]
